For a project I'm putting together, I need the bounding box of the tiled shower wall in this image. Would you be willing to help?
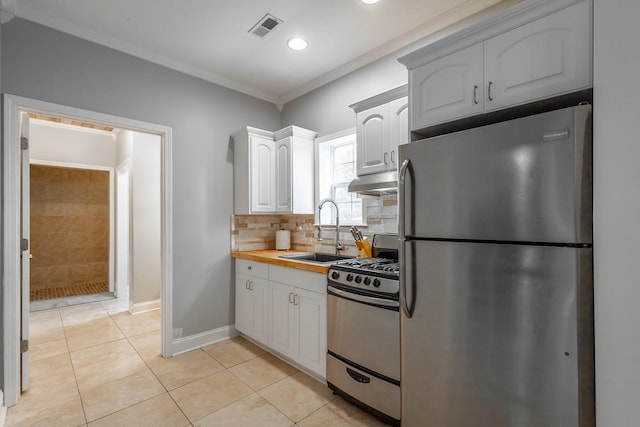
[30,165,110,291]
[231,195,398,254]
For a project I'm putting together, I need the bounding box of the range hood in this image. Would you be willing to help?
[347,171,397,196]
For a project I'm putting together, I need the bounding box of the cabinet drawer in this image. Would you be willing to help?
[270,265,326,293]
[235,259,269,279]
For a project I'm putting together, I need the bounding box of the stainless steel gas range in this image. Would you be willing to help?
[326,234,400,426]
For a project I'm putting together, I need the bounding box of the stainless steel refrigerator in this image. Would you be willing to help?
[398,104,595,427]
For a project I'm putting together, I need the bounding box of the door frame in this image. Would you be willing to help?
[3,94,174,407]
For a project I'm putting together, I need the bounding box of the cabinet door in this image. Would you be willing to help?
[250,135,275,212]
[410,43,484,130]
[388,97,408,170]
[235,273,252,335]
[235,274,268,343]
[251,277,268,344]
[484,1,591,112]
[294,288,327,378]
[274,137,292,212]
[356,104,389,176]
[268,281,296,358]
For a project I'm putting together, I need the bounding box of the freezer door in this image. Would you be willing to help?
[398,105,592,243]
[401,240,594,427]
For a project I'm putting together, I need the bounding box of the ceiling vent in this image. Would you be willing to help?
[249,13,282,38]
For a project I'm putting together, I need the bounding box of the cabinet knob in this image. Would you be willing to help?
[247,266,252,270]
[384,152,388,165]
[473,85,479,105]
[488,81,494,101]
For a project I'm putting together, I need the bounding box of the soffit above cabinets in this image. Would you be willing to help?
[5,0,514,107]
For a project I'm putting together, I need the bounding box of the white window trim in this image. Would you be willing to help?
[314,128,366,227]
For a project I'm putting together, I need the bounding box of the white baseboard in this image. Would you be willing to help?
[171,325,239,356]
[130,299,161,314]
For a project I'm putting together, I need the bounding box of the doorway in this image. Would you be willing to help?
[29,163,112,305]
[3,94,174,407]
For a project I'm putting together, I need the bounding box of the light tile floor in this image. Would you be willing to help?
[7,299,389,426]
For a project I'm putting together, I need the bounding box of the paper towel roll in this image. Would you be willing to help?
[276,230,291,250]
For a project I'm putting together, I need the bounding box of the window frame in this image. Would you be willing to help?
[315,128,366,227]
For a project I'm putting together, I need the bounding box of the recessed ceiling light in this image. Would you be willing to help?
[287,37,308,51]
[361,0,380,4]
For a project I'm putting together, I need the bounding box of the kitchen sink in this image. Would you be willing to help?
[279,253,353,263]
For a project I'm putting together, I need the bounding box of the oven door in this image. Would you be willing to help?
[327,286,400,381]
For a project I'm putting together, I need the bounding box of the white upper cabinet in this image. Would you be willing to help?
[389,97,410,159]
[232,126,316,214]
[356,103,389,175]
[399,0,592,131]
[274,137,291,212]
[274,127,316,214]
[410,44,484,130]
[250,135,276,213]
[483,1,591,111]
[351,85,408,176]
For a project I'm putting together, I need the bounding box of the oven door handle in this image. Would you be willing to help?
[328,286,399,308]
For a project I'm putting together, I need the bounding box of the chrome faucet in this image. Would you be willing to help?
[317,198,344,255]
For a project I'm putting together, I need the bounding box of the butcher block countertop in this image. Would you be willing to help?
[231,250,331,274]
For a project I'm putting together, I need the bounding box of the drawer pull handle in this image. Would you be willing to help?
[346,367,370,384]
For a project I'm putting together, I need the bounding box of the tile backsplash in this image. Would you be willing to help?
[231,195,398,255]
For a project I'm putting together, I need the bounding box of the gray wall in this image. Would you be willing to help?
[281,0,520,138]
[593,0,640,424]
[1,18,281,340]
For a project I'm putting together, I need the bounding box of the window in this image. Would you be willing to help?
[317,131,364,225]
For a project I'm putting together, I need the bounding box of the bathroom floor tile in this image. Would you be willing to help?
[64,316,125,351]
[148,349,224,390]
[259,372,336,422]
[88,393,190,427]
[170,370,253,422]
[202,336,266,368]
[297,396,389,427]
[6,390,86,427]
[229,352,298,391]
[111,310,160,337]
[30,352,74,383]
[8,300,377,427]
[128,329,162,362]
[30,338,69,361]
[71,339,147,392]
[193,393,294,427]
[81,369,165,422]
[60,302,109,327]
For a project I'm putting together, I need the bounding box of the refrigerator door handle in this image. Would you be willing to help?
[399,159,415,318]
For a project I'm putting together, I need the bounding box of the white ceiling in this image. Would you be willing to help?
[4,0,504,106]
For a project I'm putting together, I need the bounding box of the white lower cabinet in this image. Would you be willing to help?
[235,261,268,344]
[235,259,327,379]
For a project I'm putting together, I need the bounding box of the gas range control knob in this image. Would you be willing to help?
[363,277,371,286]
[355,275,362,284]
[331,271,340,280]
[373,278,381,288]
[346,274,354,282]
